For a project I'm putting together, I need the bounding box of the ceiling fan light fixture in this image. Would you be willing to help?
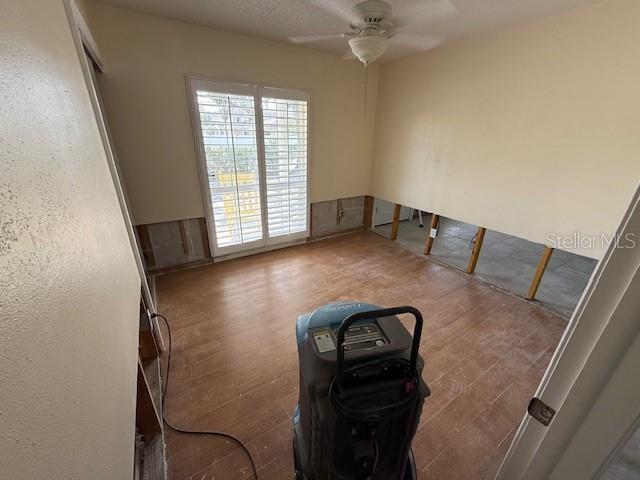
[348,35,389,65]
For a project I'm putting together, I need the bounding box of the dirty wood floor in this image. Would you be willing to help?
[157,231,566,480]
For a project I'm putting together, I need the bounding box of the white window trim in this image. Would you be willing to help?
[185,74,311,260]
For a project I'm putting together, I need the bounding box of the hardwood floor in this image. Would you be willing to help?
[156,231,567,480]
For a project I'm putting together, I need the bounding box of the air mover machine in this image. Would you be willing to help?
[293,302,430,480]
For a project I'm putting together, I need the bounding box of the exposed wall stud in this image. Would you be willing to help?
[178,219,190,255]
[528,246,554,300]
[138,329,157,362]
[390,203,402,240]
[423,214,440,255]
[136,356,162,437]
[135,224,156,270]
[466,227,487,274]
[199,217,212,259]
[363,195,374,229]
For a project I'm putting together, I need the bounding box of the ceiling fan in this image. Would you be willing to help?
[289,0,455,65]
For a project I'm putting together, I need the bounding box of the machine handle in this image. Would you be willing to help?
[335,306,423,381]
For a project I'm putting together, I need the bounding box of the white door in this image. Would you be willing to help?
[190,81,264,256]
[497,185,640,479]
[189,79,309,257]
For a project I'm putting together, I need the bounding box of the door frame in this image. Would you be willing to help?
[64,0,157,315]
[185,75,311,260]
[187,77,265,257]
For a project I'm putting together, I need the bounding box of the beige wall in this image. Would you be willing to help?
[0,1,140,479]
[73,0,92,25]
[371,0,640,258]
[84,2,379,225]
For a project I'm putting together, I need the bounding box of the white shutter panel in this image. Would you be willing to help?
[195,90,263,249]
[261,95,308,238]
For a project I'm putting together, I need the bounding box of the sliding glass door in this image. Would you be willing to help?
[189,78,309,257]
[192,83,264,254]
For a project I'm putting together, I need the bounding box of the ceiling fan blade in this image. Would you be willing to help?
[289,33,346,44]
[392,0,456,28]
[311,0,361,25]
[391,32,443,51]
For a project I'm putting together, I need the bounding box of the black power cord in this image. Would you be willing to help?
[151,313,259,479]
[470,231,478,249]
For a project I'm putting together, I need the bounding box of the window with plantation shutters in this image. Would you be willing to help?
[188,78,309,257]
[195,90,262,248]
[262,95,308,238]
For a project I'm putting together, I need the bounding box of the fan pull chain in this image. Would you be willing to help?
[364,61,368,119]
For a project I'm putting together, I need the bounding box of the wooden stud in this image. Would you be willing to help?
[390,203,402,240]
[466,227,487,274]
[527,246,554,300]
[136,356,162,438]
[423,214,440,255]
[135,224,156,270]
[363,195,374,229]
[178,220,190,255]
[199,217,212,259]
[139,329,158,362]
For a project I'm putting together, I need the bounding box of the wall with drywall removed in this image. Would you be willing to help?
[0,1,140,478]
[83,2,379,225]
[371,0,640,258]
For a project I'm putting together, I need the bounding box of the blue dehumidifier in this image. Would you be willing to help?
[293,302,430,480]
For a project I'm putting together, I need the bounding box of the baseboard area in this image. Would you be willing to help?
[134,196,368,273]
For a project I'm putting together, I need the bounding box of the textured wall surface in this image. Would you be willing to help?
[371,0,640,259]
[0,1,140,479]
[83,2,379,225]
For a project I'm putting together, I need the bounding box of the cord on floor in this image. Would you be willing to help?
[151,313,259,479]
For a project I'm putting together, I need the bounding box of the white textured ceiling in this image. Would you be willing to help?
[93,0,596,61]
